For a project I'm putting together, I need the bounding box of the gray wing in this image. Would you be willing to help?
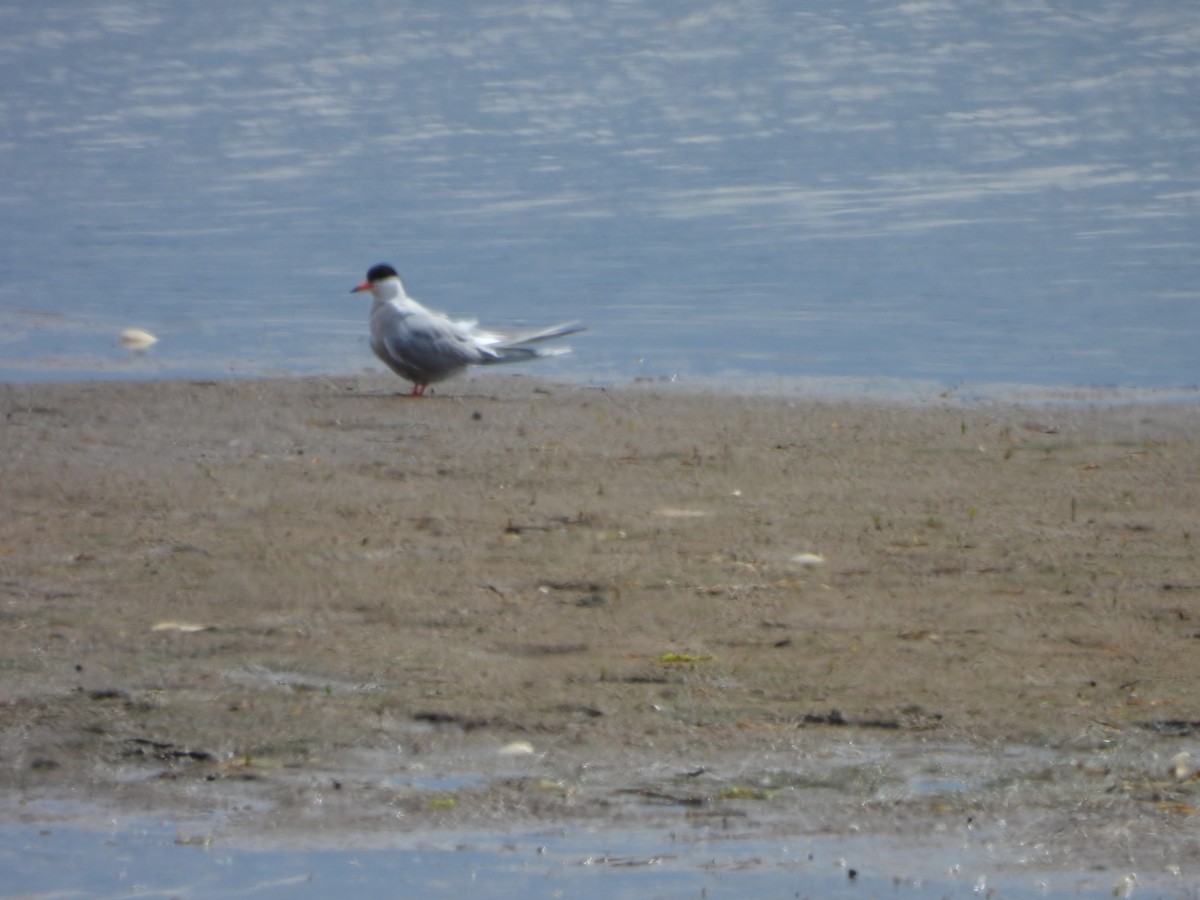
[382,312,497,379]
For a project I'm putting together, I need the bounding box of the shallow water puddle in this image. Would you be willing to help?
[0,814,1155,899]
[3,733,1195,896]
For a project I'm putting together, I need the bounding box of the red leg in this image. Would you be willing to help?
[411,382,428,397]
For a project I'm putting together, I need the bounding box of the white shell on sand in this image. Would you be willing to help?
[499,741,535,756]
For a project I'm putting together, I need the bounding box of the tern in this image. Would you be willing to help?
[351,264,584,396]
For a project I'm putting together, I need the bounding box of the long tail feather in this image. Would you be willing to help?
[480,345,573,366]
[492,321,585,349]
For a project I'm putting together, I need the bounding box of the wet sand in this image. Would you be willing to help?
[1,374,1198,878]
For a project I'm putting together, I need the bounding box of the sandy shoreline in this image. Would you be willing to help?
[1,373,1198,874]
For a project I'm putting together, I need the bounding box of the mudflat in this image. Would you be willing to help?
[1,374,1197,870]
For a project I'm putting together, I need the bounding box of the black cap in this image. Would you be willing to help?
[366,264,399,283]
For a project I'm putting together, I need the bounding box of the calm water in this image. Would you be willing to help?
[1,1,1198,395]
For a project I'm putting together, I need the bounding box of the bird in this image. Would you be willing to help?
[350,264,584,396]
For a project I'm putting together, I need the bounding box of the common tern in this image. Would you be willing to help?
[351,264,583,396]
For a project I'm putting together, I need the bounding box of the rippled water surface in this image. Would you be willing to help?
[2,1,1198,393]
